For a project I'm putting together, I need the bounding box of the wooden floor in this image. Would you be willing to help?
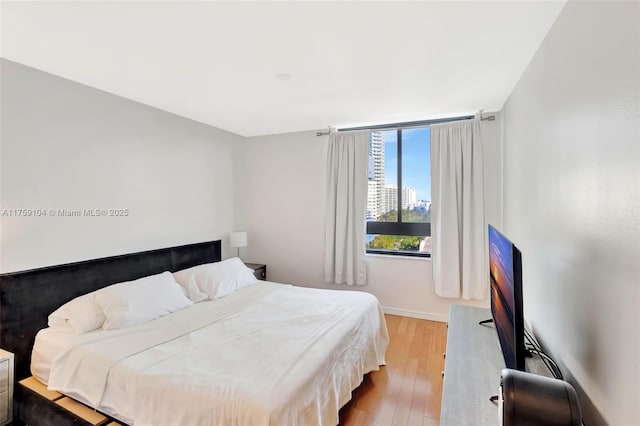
[338,314,448,426]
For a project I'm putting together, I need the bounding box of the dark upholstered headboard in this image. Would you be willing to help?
[0,240,222,381]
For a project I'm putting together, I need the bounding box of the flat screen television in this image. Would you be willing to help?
[488,225,526,371]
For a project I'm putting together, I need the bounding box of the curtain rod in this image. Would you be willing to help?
[337,115,474,132]
[315,111,496,136]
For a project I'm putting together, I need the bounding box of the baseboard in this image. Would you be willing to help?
[382,307,448,323]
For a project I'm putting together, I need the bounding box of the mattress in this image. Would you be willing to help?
[32,281,389,426]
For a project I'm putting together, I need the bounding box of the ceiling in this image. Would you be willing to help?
[1,1,566,137]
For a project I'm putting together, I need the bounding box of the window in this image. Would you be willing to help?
[366,127,431,256]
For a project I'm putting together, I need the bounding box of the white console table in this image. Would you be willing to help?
[440,305,551,426]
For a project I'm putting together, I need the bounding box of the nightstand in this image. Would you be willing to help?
[245,263,267,281]
[0,349,14,426]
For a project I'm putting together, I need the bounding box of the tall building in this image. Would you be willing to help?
[366,180,378,220]
[384,185,417,212]
[384,185,398,213]
[367,131,385,218]
[402,187,417,209]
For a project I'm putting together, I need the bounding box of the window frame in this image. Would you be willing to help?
[366,127,431,258]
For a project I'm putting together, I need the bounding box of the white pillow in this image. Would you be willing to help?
[171,266,209,303]
[48,292,105,334]
[95,271,193,330]
[173,258,258,301]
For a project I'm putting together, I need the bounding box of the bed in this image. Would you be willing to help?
[0,241,388,425]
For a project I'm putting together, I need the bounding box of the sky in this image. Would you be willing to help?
[382,127,431,201]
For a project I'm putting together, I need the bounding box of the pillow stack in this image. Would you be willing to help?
[46,258,258,334]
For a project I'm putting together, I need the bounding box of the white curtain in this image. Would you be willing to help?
[431,119,486,299]
[324,131,369,285]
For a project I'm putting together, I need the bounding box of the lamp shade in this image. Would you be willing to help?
[229,231,247,248]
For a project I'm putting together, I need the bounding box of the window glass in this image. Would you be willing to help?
[366,127,431,256]
[366,131,396,221]
[401,128,430,223]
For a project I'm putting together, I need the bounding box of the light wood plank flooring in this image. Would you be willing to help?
[338,314,448,426]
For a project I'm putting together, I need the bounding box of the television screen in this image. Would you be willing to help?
[489,225,526,370]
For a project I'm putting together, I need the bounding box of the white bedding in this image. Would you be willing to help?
[32,282,389,426]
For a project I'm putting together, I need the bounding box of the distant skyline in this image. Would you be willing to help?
[383,127,431,201]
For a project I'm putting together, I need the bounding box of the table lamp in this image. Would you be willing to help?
[229,231,247,259]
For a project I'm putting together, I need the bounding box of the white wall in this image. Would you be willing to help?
[236,116,502,321]
[0,59,243,272]
[502,2,639,425]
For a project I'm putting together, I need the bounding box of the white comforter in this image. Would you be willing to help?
[37,282,388,426]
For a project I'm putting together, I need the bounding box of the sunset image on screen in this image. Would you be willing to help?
[489,225,516,368]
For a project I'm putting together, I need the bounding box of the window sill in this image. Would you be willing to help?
[366,252,431,261]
